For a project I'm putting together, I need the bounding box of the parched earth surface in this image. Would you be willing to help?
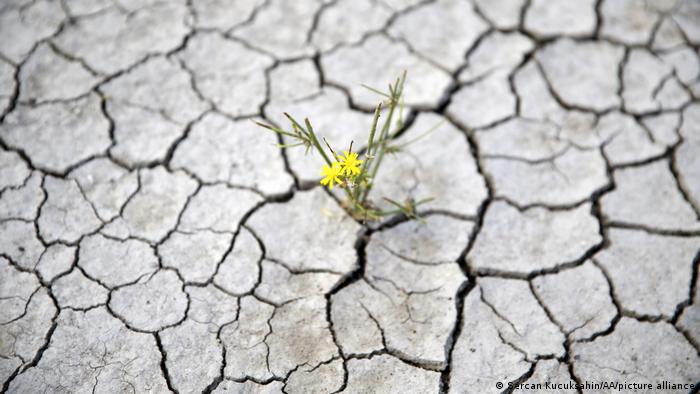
[1,0,700,393]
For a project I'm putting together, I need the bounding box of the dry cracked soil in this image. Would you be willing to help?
[1,0,700,393]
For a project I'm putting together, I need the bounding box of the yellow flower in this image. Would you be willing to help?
[320,162,343,189]
[338,150,363,177]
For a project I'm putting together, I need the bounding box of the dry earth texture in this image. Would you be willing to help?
[1,0,700,393]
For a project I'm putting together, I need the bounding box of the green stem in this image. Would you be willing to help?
[361,94,398,203]
[353,104,382,201]
[306,119,358,208]
[305,119,333,166]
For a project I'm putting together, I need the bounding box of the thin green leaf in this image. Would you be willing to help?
[283,112,312,139]
[283,112,304,130]
[323,136,339,160]
[256,123,303,140]
[415,197,435,205]
[276,142,306,149]
[361,84,391,98]
[303,117,333,166]
[382,197,406,210]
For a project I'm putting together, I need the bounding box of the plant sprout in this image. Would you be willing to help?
[256,72,434,222]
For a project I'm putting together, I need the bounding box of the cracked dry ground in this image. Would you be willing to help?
[2,1,700,394]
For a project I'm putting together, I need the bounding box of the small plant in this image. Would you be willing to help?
[257,72,434,222]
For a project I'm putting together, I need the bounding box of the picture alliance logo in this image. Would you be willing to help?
[505,381,697,391]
